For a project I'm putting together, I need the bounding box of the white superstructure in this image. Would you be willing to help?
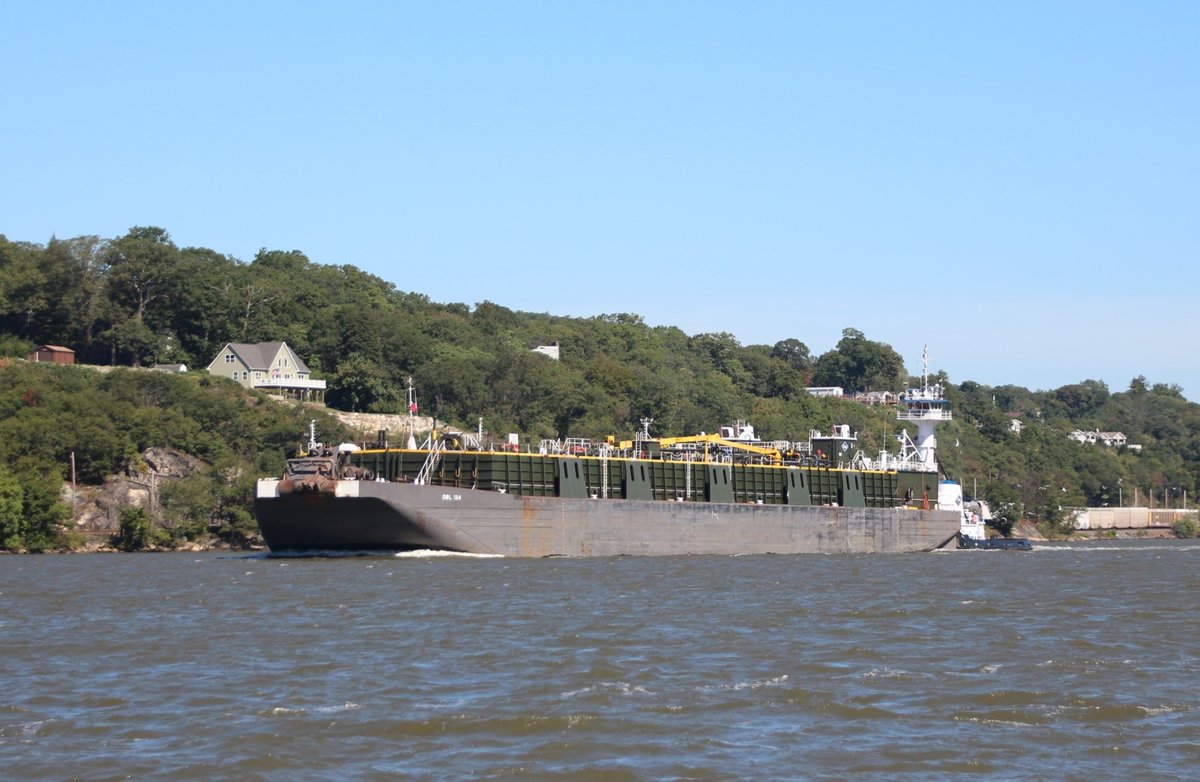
[939,479,987,540]
[863,345,951,473]
[892,345,951,472]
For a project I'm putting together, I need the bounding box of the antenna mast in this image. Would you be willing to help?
[406,377,418,449]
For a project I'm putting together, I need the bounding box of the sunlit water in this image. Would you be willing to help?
[2,541,1198,780]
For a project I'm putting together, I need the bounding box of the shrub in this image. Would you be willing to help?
[113,507,166,551]
[1172,515,1199,539]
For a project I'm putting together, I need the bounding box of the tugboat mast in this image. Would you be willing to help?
[895,345,952,472]
[406,377,418,450]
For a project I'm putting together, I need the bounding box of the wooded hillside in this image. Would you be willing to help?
[2,227,1197,549]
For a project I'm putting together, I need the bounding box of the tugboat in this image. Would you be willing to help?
[940,481,1032,551]
[892,347,1030,551]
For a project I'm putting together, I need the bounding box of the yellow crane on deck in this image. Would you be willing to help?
[618,433,783,465]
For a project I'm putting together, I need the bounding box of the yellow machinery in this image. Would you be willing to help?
[617,433,783,464]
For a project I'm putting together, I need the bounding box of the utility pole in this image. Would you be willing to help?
[70,451,77,522]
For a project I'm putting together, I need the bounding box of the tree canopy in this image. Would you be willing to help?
[811,328,907,392]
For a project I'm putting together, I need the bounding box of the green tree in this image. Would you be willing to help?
[12,460,70,551]
[0,238,52,338]
[166,247,245,363]
[327,354,395,412]
[159,473,219,542]
[691,332,749,387]
[811,328,906,393]
[771,338,811,373]
[41,235,109,359]
[0,465,26,549]
[113,507,165,551]
[1055,380,1109,419]
[979,479,1020,537]
[414,349,491,424]
[101,227,182,365]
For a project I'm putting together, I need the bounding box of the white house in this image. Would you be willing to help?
[206,341,326,403]
[853,391,899,406]
[1068,429,1129,449]
[531,343,560,361]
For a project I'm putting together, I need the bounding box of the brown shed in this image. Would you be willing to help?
[29,345,76,365]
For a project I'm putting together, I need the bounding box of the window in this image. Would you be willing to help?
[224,354,235,363]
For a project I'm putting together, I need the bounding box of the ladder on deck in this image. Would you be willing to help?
[415,440,444,485]
[600,445,609,499]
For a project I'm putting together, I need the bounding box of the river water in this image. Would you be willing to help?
[1,542,1197,780]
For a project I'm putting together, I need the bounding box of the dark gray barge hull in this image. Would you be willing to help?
[254,479,961,556]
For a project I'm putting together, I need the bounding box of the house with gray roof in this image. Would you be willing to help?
[205,341,326,403]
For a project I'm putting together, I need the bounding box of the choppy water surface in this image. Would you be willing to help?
[2,541,1198,780]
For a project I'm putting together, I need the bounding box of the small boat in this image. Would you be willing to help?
[942,481,1032,551]
[956,532,1033,551]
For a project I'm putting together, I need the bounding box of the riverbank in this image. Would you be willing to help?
[1009,517,1180,542]
[0,535,264,554]
[1067,527,1177,540]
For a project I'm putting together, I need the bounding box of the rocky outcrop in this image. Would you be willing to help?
[68,447,207,538]
[139,447,206,479]
[1011,519,1046,541]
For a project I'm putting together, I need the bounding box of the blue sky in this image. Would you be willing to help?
[3,2,1197,398]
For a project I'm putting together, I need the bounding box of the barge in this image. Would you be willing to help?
[254,350,967,556]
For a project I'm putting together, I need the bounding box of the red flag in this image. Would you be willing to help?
[409,402,418,413]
